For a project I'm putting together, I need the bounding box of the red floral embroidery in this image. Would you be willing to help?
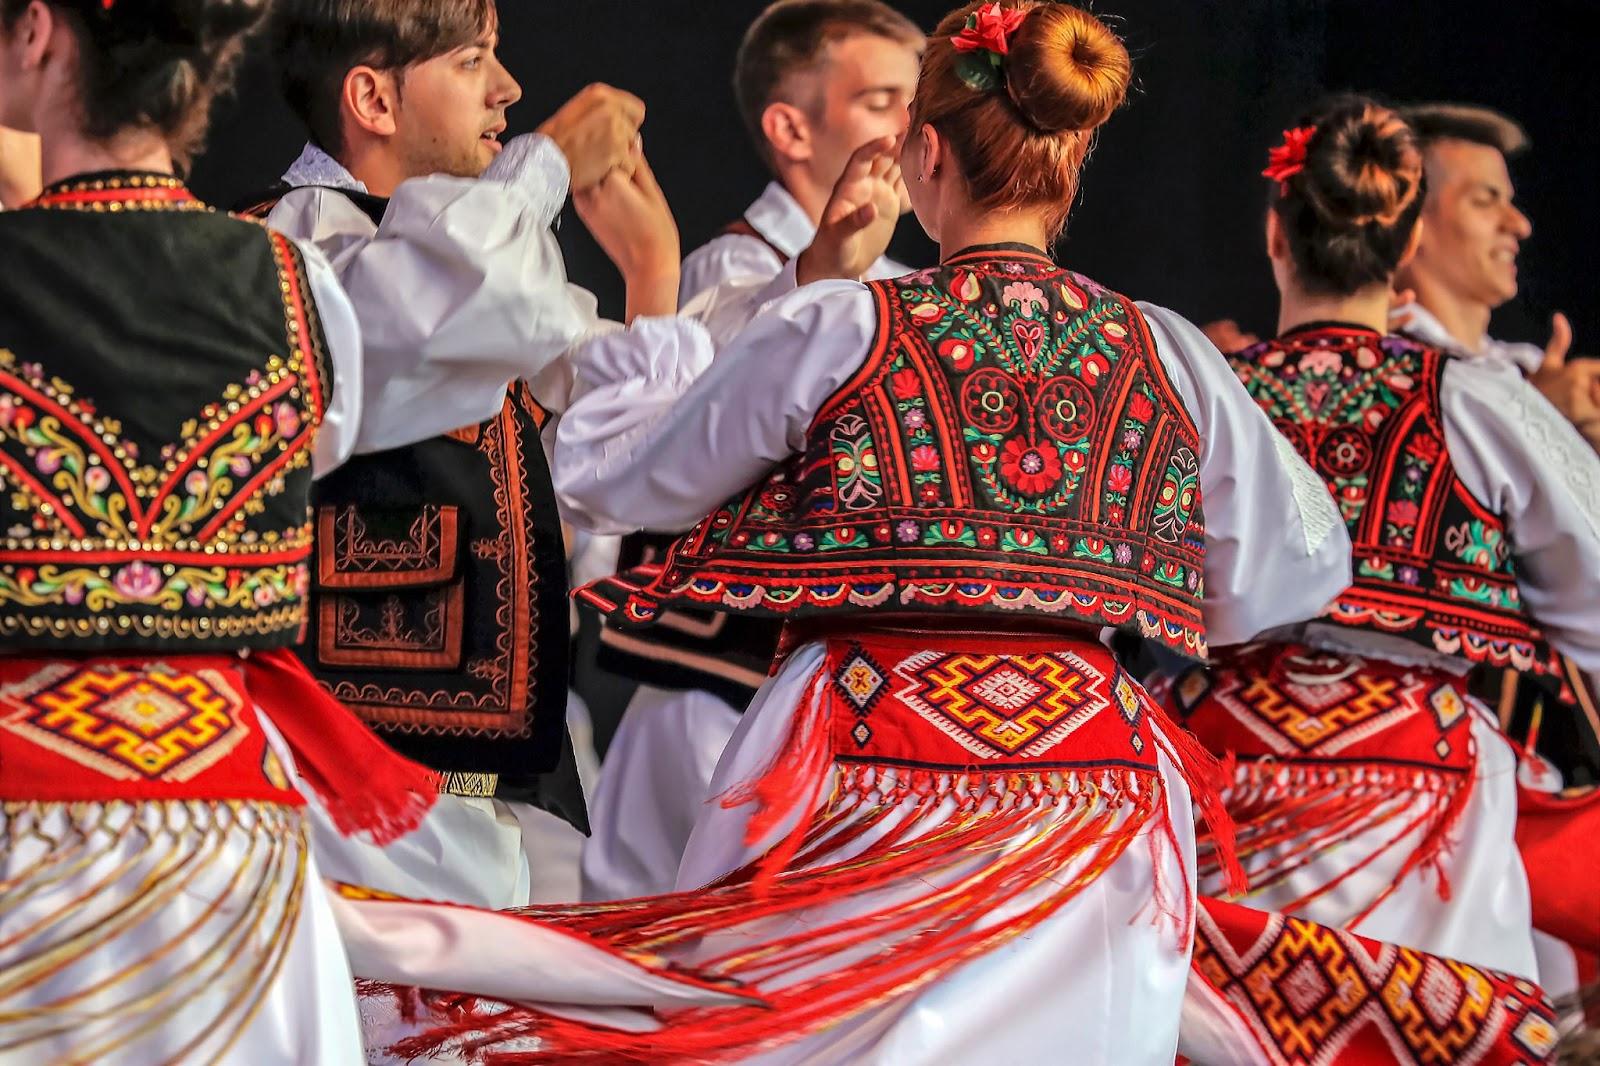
[1107,464,1133,493]
[999,438,1063,495]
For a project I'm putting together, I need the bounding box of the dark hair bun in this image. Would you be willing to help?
[1275,95,1426,294]
[1303,101,1423,228]
[1005,4,1130,133]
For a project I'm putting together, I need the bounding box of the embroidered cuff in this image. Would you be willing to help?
[484,133,571,229]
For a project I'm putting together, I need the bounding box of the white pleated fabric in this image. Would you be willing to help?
[581,684,742,901]
[0,801,362,1066]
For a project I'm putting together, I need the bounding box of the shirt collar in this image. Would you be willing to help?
[1391,300,1543,374]
[742,181,814,259]
[282,142,368,194]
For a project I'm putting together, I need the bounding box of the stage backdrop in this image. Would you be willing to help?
[194,0,1594,347]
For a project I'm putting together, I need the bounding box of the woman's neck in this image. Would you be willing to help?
[938,210,1051,261]
[37,125,173,188]
[1276,282,1392,336]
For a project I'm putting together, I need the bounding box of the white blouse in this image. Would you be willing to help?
[555,278,1353,649]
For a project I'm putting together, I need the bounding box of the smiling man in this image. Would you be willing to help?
[1394,103,1600,450]
[243,0,689,910]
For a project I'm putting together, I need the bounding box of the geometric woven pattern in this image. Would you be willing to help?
[891,648,1109,758]
[1191,897,1560,1066]
[0,661,247,782]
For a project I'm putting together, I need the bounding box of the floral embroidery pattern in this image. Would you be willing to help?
[1231,328,1537,668]
[583,251,1209,659]
[0,230,326,645]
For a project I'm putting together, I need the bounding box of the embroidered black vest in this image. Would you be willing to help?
[1229,325,1538,668]
[582,246,1208,658]
[0,173,330,651]
[239,185,571,797]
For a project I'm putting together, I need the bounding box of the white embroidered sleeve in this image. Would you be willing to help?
[1441,358,1600,671]
[1138,302,1352,647]
[554,282,877,535]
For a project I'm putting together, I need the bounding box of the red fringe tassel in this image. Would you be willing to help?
[1198,757,1475,925]
[381,760,1162,1064]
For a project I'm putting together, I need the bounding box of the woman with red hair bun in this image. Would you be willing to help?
[362,4,1351,1063]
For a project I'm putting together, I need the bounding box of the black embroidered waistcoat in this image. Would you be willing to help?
[1229,325,1537,668]
[241,185,571,796]
[582,246,1209,658]
[0,174,330,651]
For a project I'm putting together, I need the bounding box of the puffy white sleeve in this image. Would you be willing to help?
[265,134,603,452]
[1441,358,1600,671]
[554,281,878,535]
[1138,303,1352,647]
[293,237,362,479]
[679,233,786,305]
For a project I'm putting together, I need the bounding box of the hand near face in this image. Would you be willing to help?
[538,83,646,192]
[574,144,680,321]
[1529,312,1600,452]
[796,136,902,286]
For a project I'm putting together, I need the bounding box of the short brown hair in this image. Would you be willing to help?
[734,0,922,160]
[1398,102,1529,157]
[268,0,495,154]
[0,0,269,170]
[911,1,1131,242]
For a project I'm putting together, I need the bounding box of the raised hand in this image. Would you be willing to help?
[796,136,902,286]
[575,144,681,321]
[1529,312,1600,452]
[537,84,646,192]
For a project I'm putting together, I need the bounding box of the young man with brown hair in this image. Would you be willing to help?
[249,0,691,909]
[581,0,922,902]
[1394,103,1600,451]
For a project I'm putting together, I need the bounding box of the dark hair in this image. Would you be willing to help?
[1398,102,1528,157]
[911,1,1131,241]
[0,0,269,169]
[1271,95,1426,296]
[267,0,494,154]
[734,0,922,163]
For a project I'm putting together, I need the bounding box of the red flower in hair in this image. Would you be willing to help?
[1262,125,1317,194]
[951,3,1028,56]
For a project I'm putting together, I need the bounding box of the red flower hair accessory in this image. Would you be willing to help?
[951,3,1030,93]
[1262,125,1317,194]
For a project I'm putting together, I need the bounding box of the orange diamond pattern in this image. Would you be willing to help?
[0,662,247,782]
[892,650,1107,759]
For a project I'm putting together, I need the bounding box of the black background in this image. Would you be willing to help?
[193,0,1595,347]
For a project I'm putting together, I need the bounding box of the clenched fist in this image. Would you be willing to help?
[537,83,646,193]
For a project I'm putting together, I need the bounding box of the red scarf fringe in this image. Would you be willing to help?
[245,649,440,844]
[381,759,1161,1064]
[1198,758,1475,924]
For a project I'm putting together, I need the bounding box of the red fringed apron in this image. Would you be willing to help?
[367,630,1240,1065]
[0,650,439,841]
[0,651,436,1062]
[1182,896,1560,1065]
[1177,643,1476,923]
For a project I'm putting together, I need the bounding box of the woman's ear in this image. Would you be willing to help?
[917,122,941,184]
